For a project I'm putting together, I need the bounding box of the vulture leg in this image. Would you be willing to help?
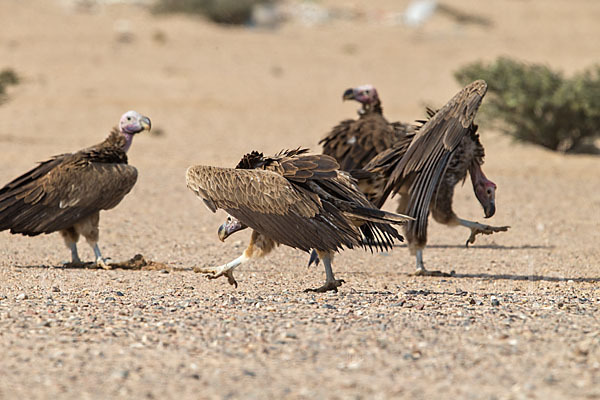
[459,219,510,247]
[60,227,84,266]
[304,251,345,293]
[193,253,249,288]
[409,248,452,277]
[76,212,112,269]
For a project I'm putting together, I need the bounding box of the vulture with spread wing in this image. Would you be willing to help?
[364,80,509,275]
[186,149,411,292]
[319,85,414,172]
[0,110,151,267]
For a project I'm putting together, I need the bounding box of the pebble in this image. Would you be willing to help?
[491,296,500,306]
[16,293,28,300]
[322,304,336,310]
[116,291,124,297]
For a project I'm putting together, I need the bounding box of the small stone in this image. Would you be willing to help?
[322,304,336,310]
[105,296,116,302]
[491,296,500,306]
[16,293,28,300]
[52,286,60,293]
[469,298,476,305]
[116,291,124,297]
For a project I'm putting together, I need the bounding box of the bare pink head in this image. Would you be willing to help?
[118,110,151,152]
[343,85,380,108]
[469,163,496,218]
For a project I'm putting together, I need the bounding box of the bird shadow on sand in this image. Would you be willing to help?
[447,272,600,283]
[392,243,554,250]
[14,254,183,272]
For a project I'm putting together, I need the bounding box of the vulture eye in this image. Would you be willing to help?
[486,188,492,195]
[127,116,132,121]
[227,216,232,222]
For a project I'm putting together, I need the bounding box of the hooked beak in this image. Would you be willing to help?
[217,216,247,242]
[140,116,151,132]
[484,200,496,219]
[342,88,355,101]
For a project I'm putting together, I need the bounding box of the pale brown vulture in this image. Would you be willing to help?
[363,80,509,275]
[186,149,411,292]
[319,84,414,171]
[0,110,151,267]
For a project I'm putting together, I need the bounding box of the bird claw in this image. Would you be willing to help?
[95,258,113,270]
[304,279,345,293]
[465,224,510,247]
[193,265,238,288]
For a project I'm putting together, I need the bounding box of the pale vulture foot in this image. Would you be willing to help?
[92,244,112,269]
[304,279,345,293]
[409,249,454,277]
[304,251,344,293]
[95,257,113,270]
[193,254,249,289]
[459,219,510,247]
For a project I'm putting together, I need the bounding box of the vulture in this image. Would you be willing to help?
[319,84,414,172]
[363,80,509,275]
[0,110,151,267]
[186,149,412,292]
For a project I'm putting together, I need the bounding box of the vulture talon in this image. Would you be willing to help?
[304,279,345,293]
[96,258,113,270]
[195,265,239,288]
[465,224,511,248]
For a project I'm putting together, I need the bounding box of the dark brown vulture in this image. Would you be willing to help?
[0,110,151,267]
[319,84,414,172]
[363,80,509,275]
[186,149,412,292]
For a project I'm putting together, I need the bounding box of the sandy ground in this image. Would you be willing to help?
[1,0,599,398]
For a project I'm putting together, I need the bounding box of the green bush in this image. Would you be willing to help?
[153,0,273,25]
[0,68,19,103]
[455,57,600,153]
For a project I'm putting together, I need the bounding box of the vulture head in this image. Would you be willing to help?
[469,163,497,218]
[119,110,151,152]
[343,85,381,112]
[218,215,248,242]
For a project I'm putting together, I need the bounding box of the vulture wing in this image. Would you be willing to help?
[186,152,409,253]
[0,152,137,236]
[384,80,488,238]
[320,114,410,171]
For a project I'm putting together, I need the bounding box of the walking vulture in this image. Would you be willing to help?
[186,149,412,292]
[0,110,151,267]
[319,84,414,172]
[363,80,509,275]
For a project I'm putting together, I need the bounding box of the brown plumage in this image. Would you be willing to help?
[186,149,411,292]
[319,85,414,172]
[363,80,509,275]
[0,110,151,266]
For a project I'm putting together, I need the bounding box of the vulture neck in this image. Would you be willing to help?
[105,127,134,153]
[360,101,383,115]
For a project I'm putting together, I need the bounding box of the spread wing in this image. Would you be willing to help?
[320,114,408,171]
[0,155,137,235]
[186,153,408,253]
[187,165,361,252]
[385,80,488,237]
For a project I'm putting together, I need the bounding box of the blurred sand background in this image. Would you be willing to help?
[0,0,599,398]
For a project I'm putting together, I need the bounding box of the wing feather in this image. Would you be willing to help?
[0,157,137,235]
[384,80,487,240]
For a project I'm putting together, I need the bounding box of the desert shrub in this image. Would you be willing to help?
[153,0,274,25]
[0,68,19,103]
[455,57,600,153]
